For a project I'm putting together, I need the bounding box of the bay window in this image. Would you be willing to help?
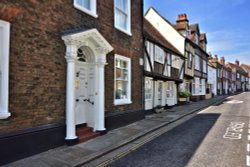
[114,0,131,35]
[114,55,131,105]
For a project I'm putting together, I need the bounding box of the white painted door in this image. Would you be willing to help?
[144,77,153,110]
[165,81,177,106]
[75,63,95,126]
[154,81,163,107]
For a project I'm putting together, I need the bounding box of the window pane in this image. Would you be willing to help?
[115,9,127,30]
[115,56,131,103]
[115,0,128,31]
[116,0,127,12]
[145,79,152,100]
[115,80,128,99]
[76,0,90,10]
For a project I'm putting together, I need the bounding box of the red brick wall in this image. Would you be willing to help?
[0,0,143,132]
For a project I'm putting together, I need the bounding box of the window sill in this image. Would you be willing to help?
[74,4,98,18]
[115,26,132,36]
[145,99,153,101]
[114,99,132,106]
[0,112,11,119]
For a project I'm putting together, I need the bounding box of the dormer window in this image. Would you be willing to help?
[186,29,191,37]
[203,43,207,51]
[74,0,97,18]
[195,33,199,45]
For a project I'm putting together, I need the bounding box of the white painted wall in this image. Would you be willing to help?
[145,8,185,55]
[207,65,217,96]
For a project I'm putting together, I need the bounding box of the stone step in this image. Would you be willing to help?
[76,126,100,143]
[78,132,100,143]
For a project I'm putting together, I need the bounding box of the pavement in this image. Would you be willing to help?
[5,95,229,167]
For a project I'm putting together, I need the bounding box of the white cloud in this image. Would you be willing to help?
[224,51,250,64]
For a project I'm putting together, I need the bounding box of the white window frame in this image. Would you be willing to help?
[166,81,174,98]
[145,77,153,101]
[237,73,240,79]
[114,0,131,35]
[74,0,97,18]
[154,45,165,64]
[195,54,200,70]
[114,54,132,105]
[192,77,205,95]
[203,60,207,73]
[171,54,180,69]
[186,52,192,69]
[0,20,11,119]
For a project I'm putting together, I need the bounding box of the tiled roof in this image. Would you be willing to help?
[241,64,250,77]
[227,63,247,74]
[173,24,186,30]
[200,33,207,42]
[189,24,199,34]
[144,19,184,57]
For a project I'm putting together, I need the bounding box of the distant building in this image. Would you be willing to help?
[174,14,209,101]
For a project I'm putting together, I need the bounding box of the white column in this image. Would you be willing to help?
[94,55,106,132]
[65,44,78,140]
[0,20,11,119]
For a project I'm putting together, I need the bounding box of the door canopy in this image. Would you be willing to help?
[62,28,113,61]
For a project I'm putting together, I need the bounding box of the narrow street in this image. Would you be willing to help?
[107,92,250,167]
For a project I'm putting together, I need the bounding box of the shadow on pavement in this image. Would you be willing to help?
[108,113,221,167]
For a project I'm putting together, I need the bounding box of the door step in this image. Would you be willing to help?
[76,126,100,143]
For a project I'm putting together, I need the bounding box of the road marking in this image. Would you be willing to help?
[223,122,244,140]
[248,135,250,141]
[248,129,250,134]
[225,100,243,104]
[247,155,250,166]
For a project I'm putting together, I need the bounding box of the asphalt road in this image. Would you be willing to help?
[108,92,250,167]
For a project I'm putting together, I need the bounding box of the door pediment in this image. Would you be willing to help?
[62,28,113,55]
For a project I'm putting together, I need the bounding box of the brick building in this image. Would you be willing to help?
[0,0,144,164]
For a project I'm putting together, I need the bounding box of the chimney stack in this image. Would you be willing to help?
[220,57,225,65]
[214,55,218,62]
[235,60,240,66]
[176,14,189,27]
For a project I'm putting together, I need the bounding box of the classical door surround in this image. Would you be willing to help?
[62,29,113,144]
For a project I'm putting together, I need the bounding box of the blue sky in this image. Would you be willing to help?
[144,0,250,65]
